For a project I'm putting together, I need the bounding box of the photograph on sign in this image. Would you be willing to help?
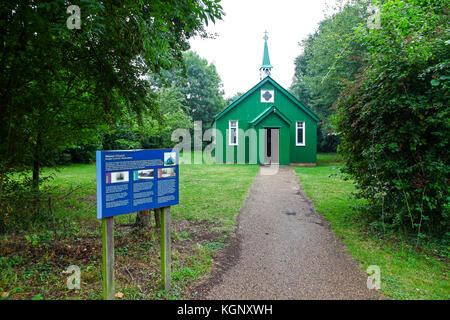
[135,169,154,180]
[164,152,177,166]
[110,171,129,183]
[158,167,176,178]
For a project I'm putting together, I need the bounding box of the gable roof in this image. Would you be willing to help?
[249,106,291,126]
[214,76,320,122]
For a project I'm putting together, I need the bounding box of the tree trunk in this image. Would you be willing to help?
[32,157,40,191]
[32,133,41,213]
[135,209,150,228]
[154,209,161,228]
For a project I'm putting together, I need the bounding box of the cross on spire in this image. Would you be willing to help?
[263,30,268,41]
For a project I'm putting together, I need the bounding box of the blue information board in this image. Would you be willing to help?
[96,149,179,219]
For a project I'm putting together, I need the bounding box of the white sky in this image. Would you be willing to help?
[189,0,338,99]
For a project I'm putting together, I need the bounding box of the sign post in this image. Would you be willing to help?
[96,149,179,299]
[102,217,114,300]
[160,206,171,291]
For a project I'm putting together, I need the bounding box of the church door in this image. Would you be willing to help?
[264,128,279,164]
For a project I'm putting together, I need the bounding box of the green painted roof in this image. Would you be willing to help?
[249,106,291,126]
[213,76,320,122]
[261,40,272,69]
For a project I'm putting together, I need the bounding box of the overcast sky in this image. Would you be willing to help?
[189,0,339,99]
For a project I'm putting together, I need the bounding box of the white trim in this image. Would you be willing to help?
[296,121,305,146]
[229,120,238,146]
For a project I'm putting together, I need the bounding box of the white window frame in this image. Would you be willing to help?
[296,121,305,146]
[229,120,238,146]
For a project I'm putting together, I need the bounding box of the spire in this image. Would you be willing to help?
[260,31,272,80]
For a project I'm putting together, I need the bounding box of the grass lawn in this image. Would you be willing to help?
[1,151,448,300]
[294,154,449,300]
[0,158,258,300]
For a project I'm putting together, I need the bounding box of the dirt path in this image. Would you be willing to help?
[197,166,382,300]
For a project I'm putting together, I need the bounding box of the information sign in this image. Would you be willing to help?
[96,149,179,219]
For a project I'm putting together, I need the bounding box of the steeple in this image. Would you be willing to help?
[260,31,273,80]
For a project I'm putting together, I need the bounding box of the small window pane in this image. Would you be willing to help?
[229,121,238,145]
[297,128,303,144]
[296,122,305,145]
[231,128,237,144]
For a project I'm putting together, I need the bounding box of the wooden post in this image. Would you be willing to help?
[102,217,115,300]
[160,206,171,291]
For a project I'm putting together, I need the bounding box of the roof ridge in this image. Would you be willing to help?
[213,76,319,122]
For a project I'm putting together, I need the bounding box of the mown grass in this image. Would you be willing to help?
[294,154,449,300]
[3,151,447,300]
[0,156,258,300]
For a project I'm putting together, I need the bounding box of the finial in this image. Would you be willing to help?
[263,30,268,42]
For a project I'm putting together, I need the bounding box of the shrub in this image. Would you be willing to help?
[0,172,55,233]
[333,0,449,239]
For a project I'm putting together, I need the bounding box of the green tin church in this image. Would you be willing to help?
[213,33,320,166]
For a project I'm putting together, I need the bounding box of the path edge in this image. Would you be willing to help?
[190,167,261,300]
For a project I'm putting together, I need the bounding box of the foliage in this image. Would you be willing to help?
[0,0,223,231]
[0,0,222,174]
[0,173,54,233]
[333,0,449,238]
[181,51,226,126]
[157,86,193,147]
[102,123,142,151]
[290,0,372,152]
[225,92,245,105]
[100,86,193,151]
[56,143,101,165]
[157,51,226,127]
[52,49,223,163]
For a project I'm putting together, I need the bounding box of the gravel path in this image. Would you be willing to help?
[203,166,382,300]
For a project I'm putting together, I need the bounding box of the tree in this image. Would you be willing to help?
[333,0,449,238]
[226,92,245,105]
[0,0,223,231]
[182,51,226,126]
[290,0,371,152]
[134,86,192,228]
[160,51,226,127]
[157,86,193,147]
